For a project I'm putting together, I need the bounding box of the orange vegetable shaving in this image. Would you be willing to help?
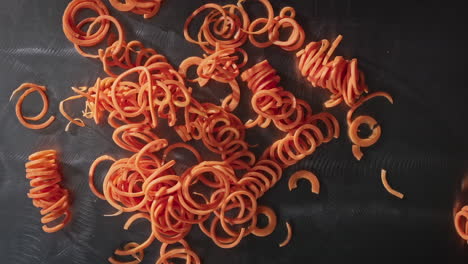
[109,0,163,19]
[288,170,320,194]
[11,83,55,130]
[252,205,277,237]
[278,222,292,247]
[381,169,404,199]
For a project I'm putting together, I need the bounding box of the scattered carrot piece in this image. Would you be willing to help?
[11,83,55,130]
[288,170,320,194]
[278,222,292,247]
[380,169,404,199]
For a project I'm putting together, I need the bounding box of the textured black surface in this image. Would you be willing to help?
[0,0,467,263]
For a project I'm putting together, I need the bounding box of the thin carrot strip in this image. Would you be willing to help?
[380,169,404,199]
[278,222,292,247]
[12,83,55,130]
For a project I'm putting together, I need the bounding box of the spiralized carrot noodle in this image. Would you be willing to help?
[178,46,245,112]
[346,91,393,160]
[380,169,404,199]
[297,35,368,107]
[108,242,144,264]
[352,144,363,161]
[278,222,292,247]
[241,60,331,133]
[25,150,71,233]
[252,205,277,237]
[454,206,468,241]
[109,0,163,19]
[89,155,116,200]
[11,83,55,130]
[346,91,393,124]
[60,0,379,262]
[248,6,305,51]
[183,2,250,54]
[288,170,320,194]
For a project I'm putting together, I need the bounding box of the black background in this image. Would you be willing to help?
[0,0,467,263]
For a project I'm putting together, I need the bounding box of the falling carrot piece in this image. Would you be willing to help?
[380,169,404,199]
[279,222,292,247]
[288,170,320,194]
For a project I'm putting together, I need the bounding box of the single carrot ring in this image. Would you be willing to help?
[279,6,296,19]
[288,170,320,194]
[62,0,111,47]
[89,155,116,200]
[454,206,468,240]
[12,83,56,130]
[348,115,381,148]
[251,205,277,237]
[278,222,292,247]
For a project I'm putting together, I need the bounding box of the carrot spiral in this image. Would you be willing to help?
[454,206,468,241]
[109,0,163,19]
[25,150,71,233]
[179,46,246,112]
[11,83,56,130]
[297,35,368,108]
[241,60,314,132]
[248,6,305,51]
[175,101,256,170]
[261,117,339,169]
[184,3,250,54]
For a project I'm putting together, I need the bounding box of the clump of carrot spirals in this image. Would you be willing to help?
[184,2,251,54]
[297,35,394,160]
[25,150,71,233]
[247,6,305,51]
[179,45,247,112]
[241,60,317,132]
[297,35,367,108]
[184,1,304,53]
[175,101,256,170]
[60,1,353,262]
[261,119,338,169]
[108,0,163,19]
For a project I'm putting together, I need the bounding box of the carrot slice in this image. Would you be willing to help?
[252,205,277,237]
[352,144,363,161]
[454,206,468,241]
[278,222,292,247]
[380,169,404,199]
[288,170,320,194]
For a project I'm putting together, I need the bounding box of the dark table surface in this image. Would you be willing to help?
[0,0,467,263]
